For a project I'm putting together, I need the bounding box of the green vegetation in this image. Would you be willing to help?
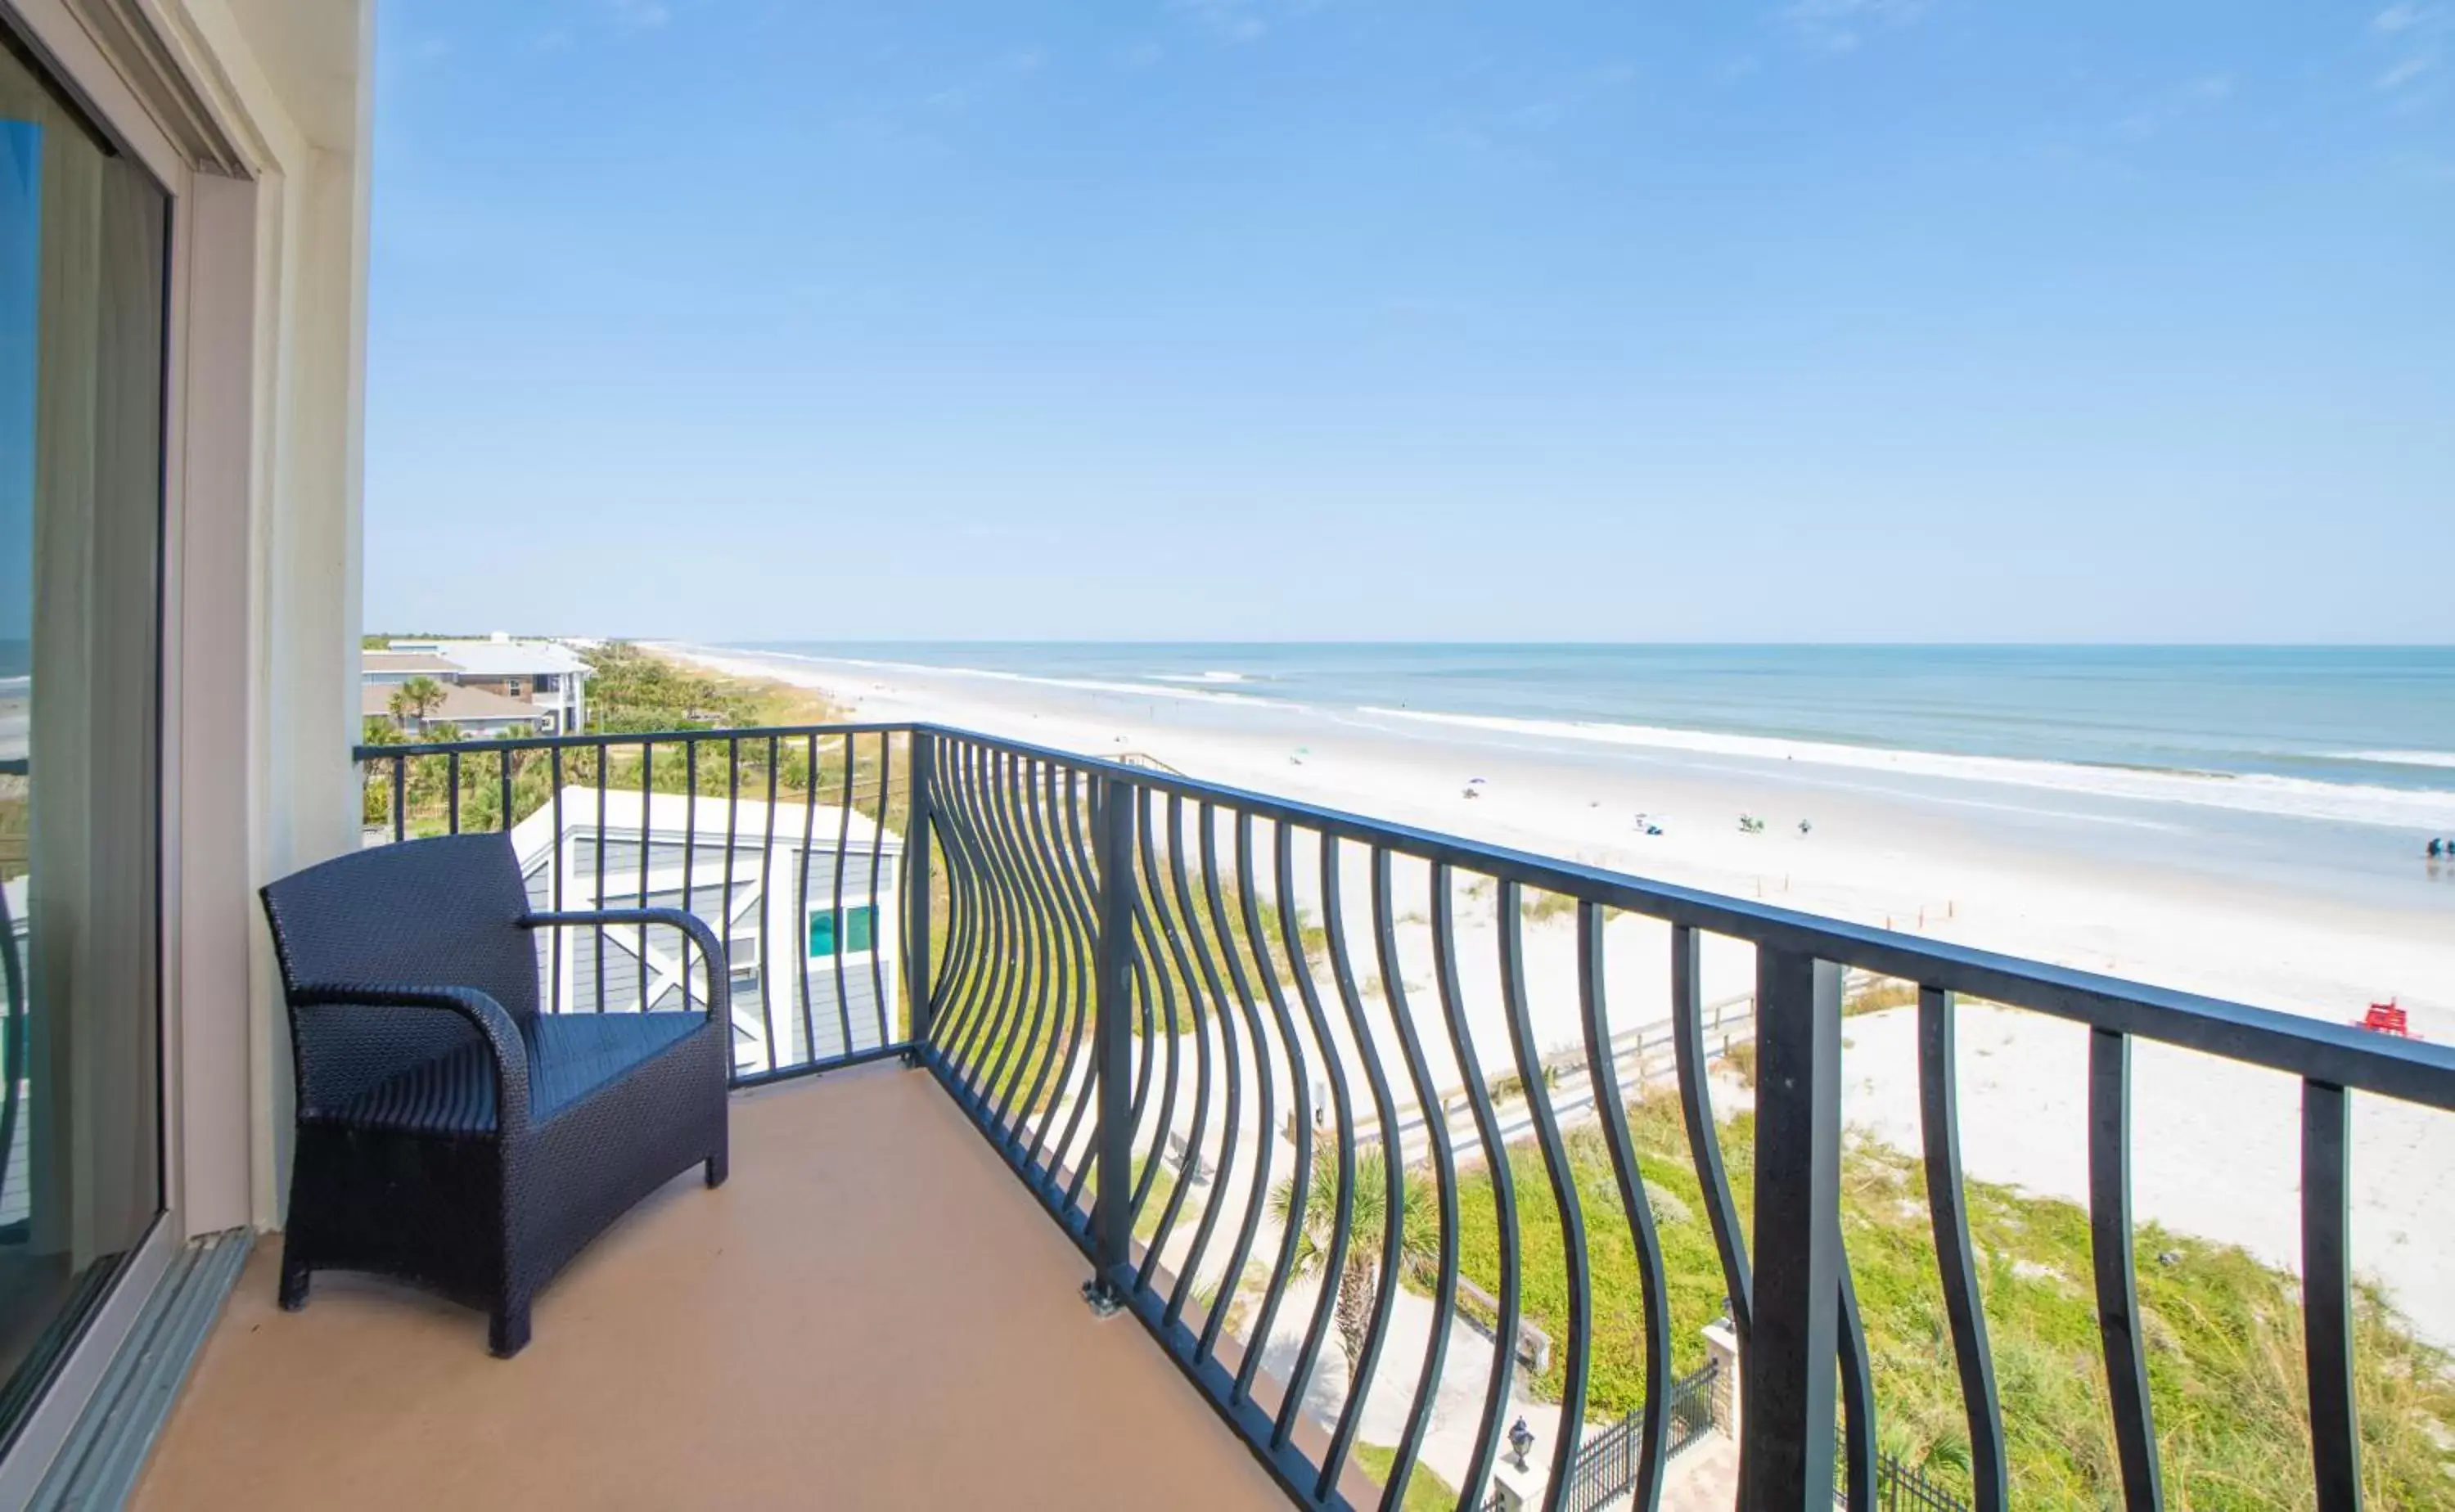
[583,641,840,733]
[358,642,883,837]
[1520,887,1579,925]
[1129,1154,1181,1243]
[1453,1085,2455,1509]
[354,644,930,1042]
[1270,1145,1439,1379]
[1353,1442,1462,1512]
[386,674,448,730]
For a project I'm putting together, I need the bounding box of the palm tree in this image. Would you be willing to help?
[389,674,448,732]
[1270,1144,1439,1380]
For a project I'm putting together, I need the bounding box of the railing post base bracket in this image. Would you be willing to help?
[1081,1278,1125,1319]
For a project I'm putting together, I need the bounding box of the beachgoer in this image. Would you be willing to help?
[2435,838,2447,859]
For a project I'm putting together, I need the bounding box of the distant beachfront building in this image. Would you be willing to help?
[508,787,903,1077]
[366,633,593,733]
[358,675,547,737]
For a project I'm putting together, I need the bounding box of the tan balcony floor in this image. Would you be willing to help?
[129,1064,1289,1511]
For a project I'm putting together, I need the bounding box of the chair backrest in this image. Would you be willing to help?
[260,831,541,1023]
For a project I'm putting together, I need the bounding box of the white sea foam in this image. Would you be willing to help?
[1151,670,1251,685]
[703,648,1282,708]
[2339,749,2455,770]
[1358,707,2455,830]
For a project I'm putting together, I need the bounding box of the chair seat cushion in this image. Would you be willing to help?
[340,1013,707,1135]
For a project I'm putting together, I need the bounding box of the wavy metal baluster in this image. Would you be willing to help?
[2090,1027,2166,1512]
[1196,804,1277,1367]
[965,749,1033,1122]
[1115,942,1165,1233]
[867,732,892,1045]
[637,742,655,1010]
[921,740,976,1066]
[1670,924,1753,1336]
[1271,821,1358,1456]
[2301,1078,2362,1512]
[1316,833,1408,1504]
[1159,795,1247,1325]
[795,733,820,1064]
[943,746,1011,1085]
[744,736,777,1037]
[926,742,988,1081]
[1372,847,1457,1512]
[1051,776,1110,1213]
[1131,791,1200,1289]
[1430,864,1520,1509]
[550,747,567,1016]
[832,733,858,1059]
[1025,764,1097,1177]
[1063,776,1130,1217]
[1840,1267,1876,1510]
[596,741,613,1014]
[1013,758,1088,1176]
[985,752,1058,1141]
[1232,812,1313,1411]
[1498,883,1592,1512]
[681,742,698,1012]
[1577,902,1673,1512]
[965,745,1037,1114]
[1920,987,2008,1511]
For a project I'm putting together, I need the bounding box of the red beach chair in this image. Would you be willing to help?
[2356,1001,2411,1037]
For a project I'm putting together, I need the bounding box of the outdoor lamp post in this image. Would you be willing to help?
[1507,1416,1535,1471]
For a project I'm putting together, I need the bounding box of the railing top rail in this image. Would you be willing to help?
[356,720,2455,1109]
[908,725,2455,1110]
[351,720,911,762]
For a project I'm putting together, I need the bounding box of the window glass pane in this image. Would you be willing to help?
[0,25,167,1447]
[805,906,876,960]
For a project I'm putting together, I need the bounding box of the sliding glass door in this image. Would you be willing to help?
[0,21,166,1451]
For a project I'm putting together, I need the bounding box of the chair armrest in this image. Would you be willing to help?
[522,909,729,1024]
[287,982,532,1137]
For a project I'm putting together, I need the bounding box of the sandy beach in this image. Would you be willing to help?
[666,644,2455,1352]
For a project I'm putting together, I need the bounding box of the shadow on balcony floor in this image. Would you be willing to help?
[130,1065,1286,1511]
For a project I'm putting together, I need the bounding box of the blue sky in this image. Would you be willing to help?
[365,0,2454,642]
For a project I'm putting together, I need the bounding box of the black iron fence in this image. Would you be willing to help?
[1563,1361,1719,1511]
[355,722,2455,1512]
[1859,1452,1971,1512]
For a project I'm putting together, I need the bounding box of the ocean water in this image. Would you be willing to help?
[739,645,2450,803]
[722,643,2455,907]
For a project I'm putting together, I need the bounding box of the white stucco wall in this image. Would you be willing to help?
[14,0,382,1234]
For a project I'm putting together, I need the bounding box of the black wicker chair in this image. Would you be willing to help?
[259,830,730,1357]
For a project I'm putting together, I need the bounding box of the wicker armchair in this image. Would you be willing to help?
[259,830,730,1357]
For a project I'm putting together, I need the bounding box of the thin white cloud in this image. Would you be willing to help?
[2378,55,2437,91]
[2116,74,2235,135]
[603,0,670,30]
[2363,4,2446,110]
[1171,0,1269,43]
[1779,0,1934,54]
[1168,0,1323,45]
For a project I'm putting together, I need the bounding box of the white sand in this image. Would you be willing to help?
[671,646,2455,1348]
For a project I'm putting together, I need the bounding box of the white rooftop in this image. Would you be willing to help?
[387,637,592,677]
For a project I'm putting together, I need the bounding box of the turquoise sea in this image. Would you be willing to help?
[724,643,2455,907]
[737,644,2450,790]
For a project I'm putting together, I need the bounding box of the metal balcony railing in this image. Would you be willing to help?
[354,722,2455,1512]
